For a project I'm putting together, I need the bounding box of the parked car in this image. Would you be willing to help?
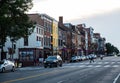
[86,55,90,60]
[91,54,97,59]
[70,56,79,62]
[44,55,63,68]
[77,56,82,61]
[0,59,15,73]
[81,55,86,60]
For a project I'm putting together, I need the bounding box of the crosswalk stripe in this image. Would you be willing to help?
[64,65,120,68]
[104,65,111,67]
[111,62,115,64]
[87,65,93,67]
[79,65,86,67]
[104,62,109,64]
[78,61,120,64]
[64,61,120,68]
[97,62,103,64]
[95,65,101,67]
[112,65,119,67]
[64,64,120,68]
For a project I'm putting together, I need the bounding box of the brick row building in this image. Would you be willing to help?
[1,13,106,66]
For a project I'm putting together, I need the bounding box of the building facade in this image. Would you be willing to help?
[58,16,68,62]
[40,14,53,59]
[1,14,107,66]
[18,14,44,66]
[52,19,58,55]
[77,24,88,55]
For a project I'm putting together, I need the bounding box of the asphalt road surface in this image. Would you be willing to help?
[1,56,120,83]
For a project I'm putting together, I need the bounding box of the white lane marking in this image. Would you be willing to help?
[117,62,120,64]
[104,62,109,64]
[95,65,101,67]
[87,65,93,67]
[57,81,63,83]
[64,64,120,68]
[97,62,103,64]
[111,62,115,64]
[79,65,86,67]
[104,65,110,67]
[113,65,119,67]
[113,73,120,83]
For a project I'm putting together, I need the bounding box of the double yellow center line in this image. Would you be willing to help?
[2,71,55,83]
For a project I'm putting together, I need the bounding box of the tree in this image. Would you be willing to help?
[105,43,119,55]
[113,46,119,54]
[0,0,34,60]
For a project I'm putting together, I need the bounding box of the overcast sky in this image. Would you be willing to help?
[28,0,120,50]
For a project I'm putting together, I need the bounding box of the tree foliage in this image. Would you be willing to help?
[105,43,119,55]
[0,0,34,47]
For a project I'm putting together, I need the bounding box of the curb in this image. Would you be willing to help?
[16,66,44,71]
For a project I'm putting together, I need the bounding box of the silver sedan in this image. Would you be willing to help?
[0,59,15,73]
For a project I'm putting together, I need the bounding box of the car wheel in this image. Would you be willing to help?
[44,65,47,68]
[56,64,58,67]
[2,68,5,73]
[49,65,52,68]
[11,66,15,72]
[60,64,62,67]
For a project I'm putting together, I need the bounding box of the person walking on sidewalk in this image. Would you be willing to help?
[34,58,39,66]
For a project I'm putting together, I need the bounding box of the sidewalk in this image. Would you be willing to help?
[16,65,44,71]
[16,62,69,71]
[16,58,97,71]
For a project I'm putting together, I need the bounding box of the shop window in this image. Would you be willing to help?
[19,51,34,61]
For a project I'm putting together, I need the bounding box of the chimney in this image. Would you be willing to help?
[59,16,63,24]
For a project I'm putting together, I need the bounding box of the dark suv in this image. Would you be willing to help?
[44,55,63,68]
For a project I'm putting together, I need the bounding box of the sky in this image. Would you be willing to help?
[28,0,120,50]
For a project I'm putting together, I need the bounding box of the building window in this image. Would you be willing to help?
[46,37,48,46]
[36,36,38,41]
[36,27,38,34]
[44,37,46,46]
[41,29,43,35]
[24,36,28,46]
[41,38,43,47]
[19,50,34,61]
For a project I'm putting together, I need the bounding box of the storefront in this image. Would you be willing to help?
[19,48,43,67]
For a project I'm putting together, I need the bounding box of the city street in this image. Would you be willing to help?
[1,56,120,83]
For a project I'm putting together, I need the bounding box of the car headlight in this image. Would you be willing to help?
[53,60,57,62]
[44,61,46,63]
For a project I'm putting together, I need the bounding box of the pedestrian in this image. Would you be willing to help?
[89,54,94,63]
[34,58,38,66]
[100,55,103,60]
[36,58,39,66]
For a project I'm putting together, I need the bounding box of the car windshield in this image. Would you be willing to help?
[47,56,57,60]
[72,56,77,59]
